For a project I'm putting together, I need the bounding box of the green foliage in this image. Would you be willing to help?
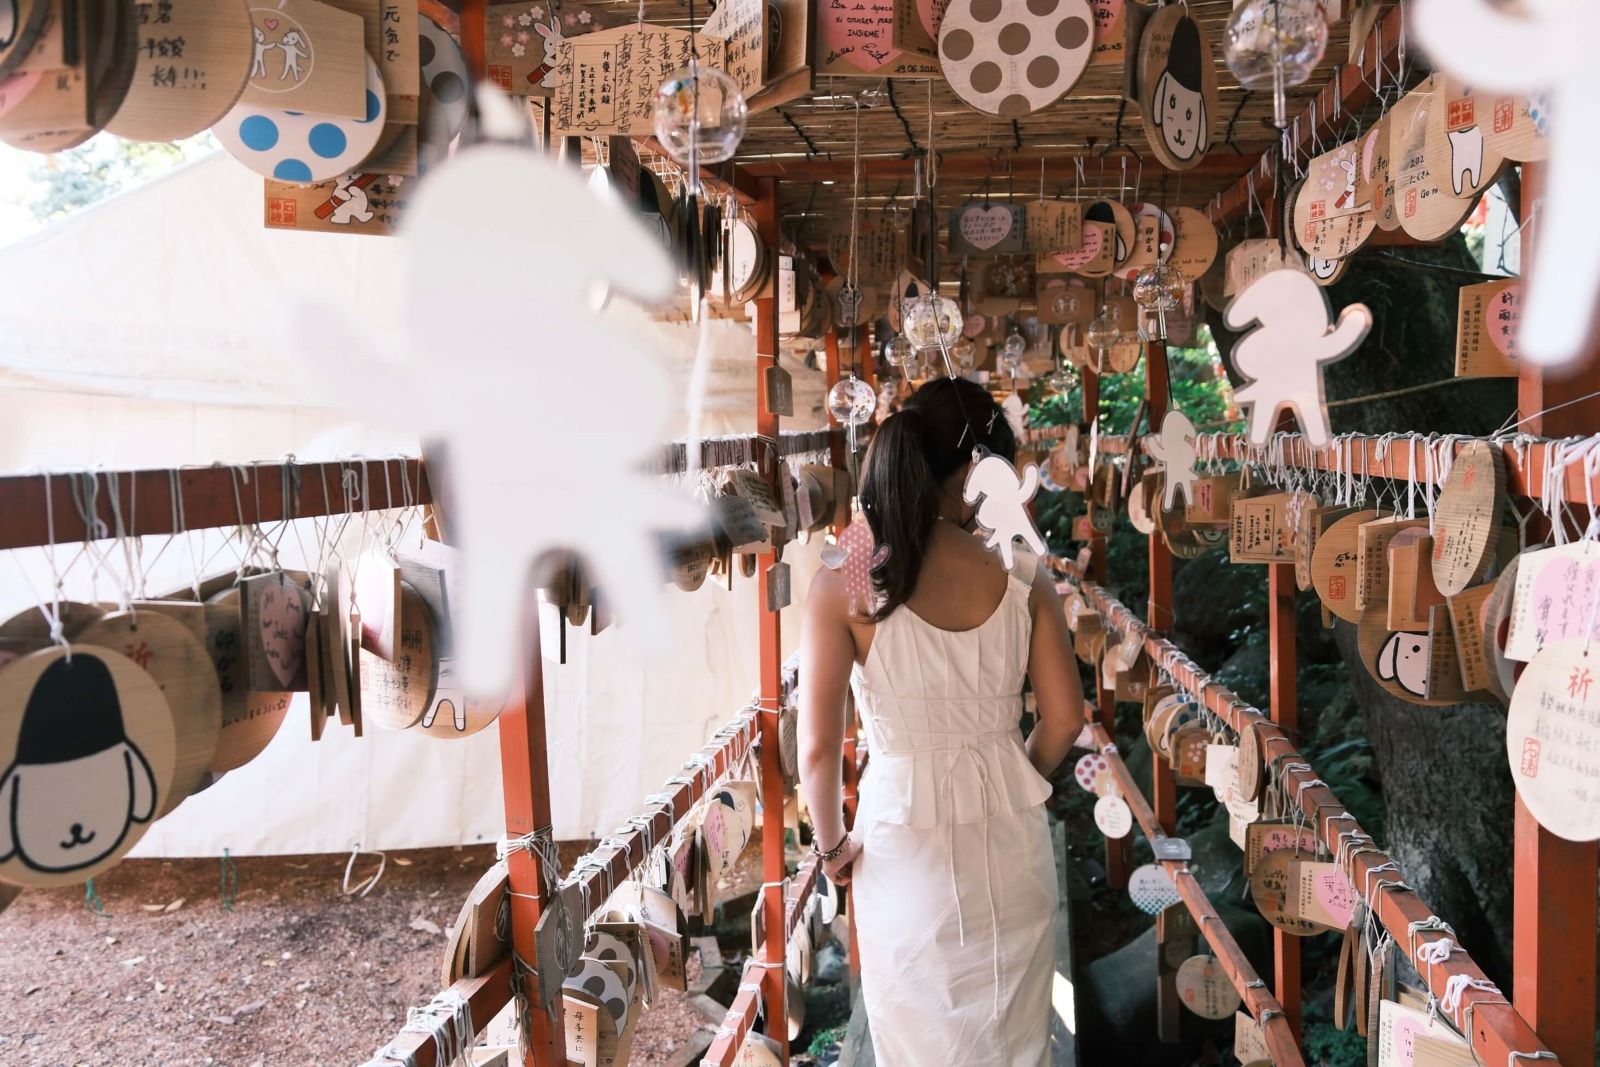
[1030,327,1242,437]
[806,1025,848,1057]
[19,132,213,224]
[1302,1020,1367,1067]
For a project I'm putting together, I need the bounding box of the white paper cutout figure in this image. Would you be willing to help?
[0,655,157,874]
[251,26,273,79]
[963,454,1045,572]
[1377,632,1430,698]
[279,30,308,82]
[1413,0,1588,367]
[295,131,684,697]
[1001,392,1027,440]
[328,175,374,225]
[1447,124,1486,196]
[1224,268,1371,448]
[1146,410,1198,512]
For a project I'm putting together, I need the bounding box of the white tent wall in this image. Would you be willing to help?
[0,152,831,855]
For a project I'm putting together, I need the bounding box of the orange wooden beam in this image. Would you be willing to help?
[750,175,791,1063]
[1095,432,1600,506]
[1059,562,1563,1067]
[371,959,516,1067]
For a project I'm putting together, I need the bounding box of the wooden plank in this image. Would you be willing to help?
[753,175,791,1064]
[496,592,565,1065]
[1095,432,1600,507]
[1059,562,1562,1067]
[0,459,430,551]
[1088,721,1303,1067]
[741,152,1259,182]
[371,959,516,1067]
[1511,162,1599,1067]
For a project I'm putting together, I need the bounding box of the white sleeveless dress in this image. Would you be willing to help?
[849,553,1059,1066]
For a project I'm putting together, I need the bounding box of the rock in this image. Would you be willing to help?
[234,999,266,1017]
[813,943,846,985]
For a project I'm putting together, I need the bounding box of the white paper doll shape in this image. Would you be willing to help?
[1147,409,1199,511]
[963,454,1045,572]
[1377,631,1430,698]
[1412,0,1590,368]
[1001,392,1027,440]
[1224,268,1370,448]
[295,133,684,698]
[0,654,157,874]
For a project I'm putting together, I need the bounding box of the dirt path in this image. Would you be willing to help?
[0,845,722,1067]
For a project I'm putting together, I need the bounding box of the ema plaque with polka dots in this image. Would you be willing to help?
[216,51,387,183]
[939,0,1094,118]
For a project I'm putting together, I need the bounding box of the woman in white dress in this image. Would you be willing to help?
[800,377,1085,1065]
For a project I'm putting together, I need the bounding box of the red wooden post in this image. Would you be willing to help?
[1144,341,1181,1043]
[752,177,791,1060]
[1081,366,1128,890]
[496,610,567,1066]
[1268,560,1301,1040]
[1512,162,1599,1067]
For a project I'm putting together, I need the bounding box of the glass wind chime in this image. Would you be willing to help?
[650,0,749,319]
[827,99,877,454]
[1223,0,1329,129]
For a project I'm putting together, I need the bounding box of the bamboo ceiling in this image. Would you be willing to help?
[582,0,1392,249]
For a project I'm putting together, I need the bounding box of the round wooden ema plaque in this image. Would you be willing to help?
[1306,252,1351,287]
[1237,719,1266,802]
[1094,793,1133,839]
[1481,555,1522,707]
[1506,639,1600,841]
[1310,509,1378,624]
[359,582,438,731]
[1114,200,1175,282]
[74,611,221,816]
[201,587,290,773]
[1431,441,1507,597]
[1073,750,1111,793]
[1249,847,1324,937]
[1390,78,1480,243]
[1084,198,1136,268]
[1128,477,1156,534]
[1175,954,1242,1020]
[1168,207,1218,281]
[1355,606,1458,708]
[1293,144,1376,262]
[1137,4,1219,172]
[0,644,175,888]
[417,13,470,171]
[0,0,52,78]
[1128,862,1181,916]
[105,0,253,141]
[214,52,387,183]
[1424,76,1507,205]
[938,0,1093,118]
[0,602,107,643]
[1357,113,1400,232]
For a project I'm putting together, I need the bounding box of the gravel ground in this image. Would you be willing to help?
[0,842,763,1067]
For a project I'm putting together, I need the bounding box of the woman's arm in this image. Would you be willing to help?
[798,566,860,882]
[1025,569,1086,779]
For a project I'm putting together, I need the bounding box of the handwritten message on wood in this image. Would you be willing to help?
[551,24,726,137]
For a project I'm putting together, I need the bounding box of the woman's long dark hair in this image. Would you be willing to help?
[857,376,1016,621]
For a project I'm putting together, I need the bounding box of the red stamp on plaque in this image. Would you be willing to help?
[266,197,297,226]
[1329,575,1347,600]
[1494,98,1514,134]
[1521,737,1541,778]
[1404,189,1418,217]
[487,64,513,90]
[1433,532,1447,560]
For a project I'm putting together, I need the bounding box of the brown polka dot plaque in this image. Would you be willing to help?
[939,0,1094,118]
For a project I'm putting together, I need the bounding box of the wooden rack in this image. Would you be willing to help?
[1084,719,1302,1067]
[1097,430,1600,508]
[658,430,840,477]
[1057,562,1560,1067]
[377,702,763,1067]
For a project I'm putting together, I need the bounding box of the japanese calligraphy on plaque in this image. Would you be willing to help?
[551,24,726,137]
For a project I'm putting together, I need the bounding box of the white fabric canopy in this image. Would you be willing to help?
[0,151,829,855]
